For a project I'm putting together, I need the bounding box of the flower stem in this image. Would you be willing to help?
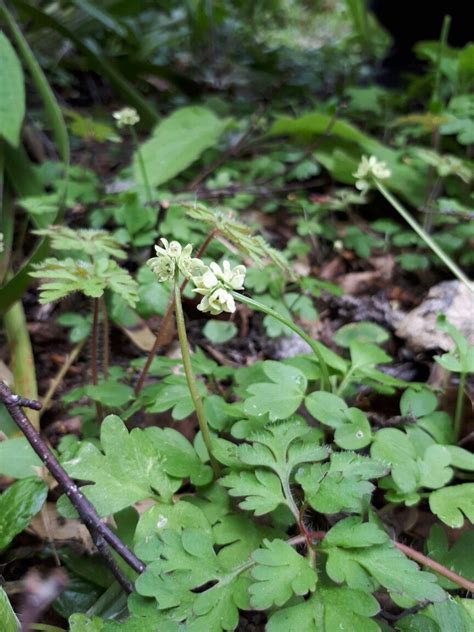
[130,127,153,206]
[232,292,331,391]
[100,297,109,379]
[454,370,467,441]
[174,279,220,476]
[376,182,473,293]
[91,298,103,423]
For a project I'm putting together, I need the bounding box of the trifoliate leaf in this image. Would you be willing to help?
[219,469,286,516]
[429,484,474,528]
[296,452,388,514]
[59,415,181,517]
[0,478,47,550]
[323,517,388,548]
[34,226,126,259]
[243,361,307,421]
[325,543,446,602]
[267,587,381,632]
[249,539,317,609]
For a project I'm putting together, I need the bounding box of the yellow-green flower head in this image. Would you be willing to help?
[113,107,140,128]
[147,238,203,282]
[353,155,391,191]
[192,260,246,314]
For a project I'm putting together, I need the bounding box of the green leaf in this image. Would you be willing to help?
[296,452,388,514]
[305,391,348,428]
[34,226,126,259]
[267,586,381,632]
[426,525,474,589]
[219,469,286,516]
[0,478,47,550]
[69,614,104,631]
[134,107,230,188]
[243,361,307,421]
[0,585,20,632]
[371,428,418,493]
[429,484,474,528]
[323,517,388,548]
[0,437,42,478]
[86,381,134,407]
[203,320,237,343]
[334,408,373,450]
[59,415,181,517]
[145,375,207,420]
[249,539,317,609]
[350,341,392,370]
[325,543,446,602]
[400,388,438,418]
[334,322,389,348]
[0,32,25,147]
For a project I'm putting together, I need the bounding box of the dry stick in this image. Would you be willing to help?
[100,297,110,379]
[0,382,145,593]
[91,298,103,421]
[134,229,217,395]
[39,338,86,417]
[289,531,474,593]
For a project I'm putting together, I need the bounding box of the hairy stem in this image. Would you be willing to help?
[232,292,331,390]
[134,229,216,395]
[174,278,220,477]
[0,383,144,590]
[376,182,473,293]
[454,371,467,441]
[91,298,103,422]
[40,338,86,417]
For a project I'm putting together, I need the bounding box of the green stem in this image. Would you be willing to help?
[174,279,220,476]
[130,127,153,206]
[454,371,466,441]
[232,292,331,391]
[376,182,473,294]
[336,366,355,398]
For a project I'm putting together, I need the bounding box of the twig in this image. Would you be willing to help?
[0,382,144,592]
[134,229,217,395]
[289,530,474,593]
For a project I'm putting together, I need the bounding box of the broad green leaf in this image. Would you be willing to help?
[243,361,307,421]
[267,586,380,632]
[426,525,474,589]
[371,428,419,493]
[0,437,42,478]
[59,415,181,517]
[400,387,438,418]
[325,544,446,602]
[429,484,474,528]
[0,32,25,146]
[304,391,348,428]
[69,614,104,631]
[350,341,392,370]
[0,477,47,550]
[219,469,286,516]
[249,539,317,609]
[323,517,388,548]
[334,408,373,450]
[203,320,237,343]
[0,586,20,632]
[146,375,207,420]
[334,322,389,348]
[134,107,230,188]
[86,381,134,407]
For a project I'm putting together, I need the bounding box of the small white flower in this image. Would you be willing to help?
[191,260,246,315]
[147,238,202,282]
[113,107,140,128]
[353,155,391,191]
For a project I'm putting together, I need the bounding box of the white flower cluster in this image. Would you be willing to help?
[113,107,140,128]
[192,261,246,315]
[147,238,203,282]
[147,239,246,315]
[353,155,391,191]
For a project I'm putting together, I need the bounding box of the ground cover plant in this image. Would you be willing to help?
[0,1,473,630]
